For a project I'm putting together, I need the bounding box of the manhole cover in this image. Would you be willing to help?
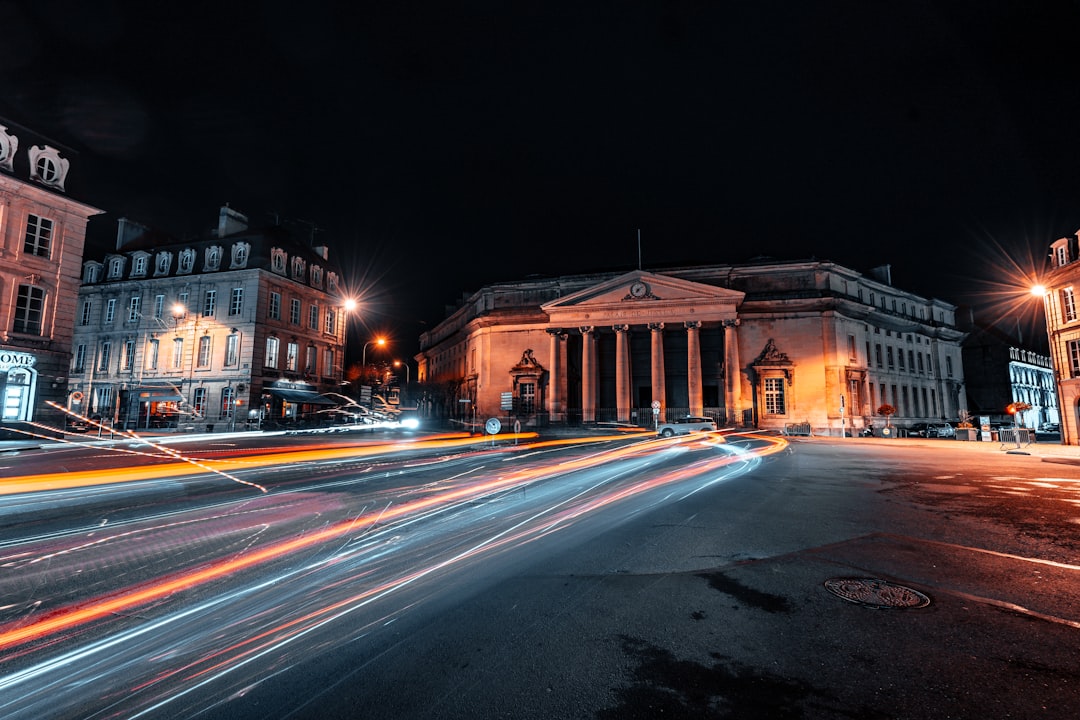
[824,578,930,609]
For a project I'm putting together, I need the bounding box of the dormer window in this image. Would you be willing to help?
[131,253,149,278]
[27,145,70,191]
[271,248,287,274]
[204,245,222,271]
[327,272,339,293]
[230,242,250,269]
[291,256,306,280]
[83,262,101,284]
[310,265,323,287]
[154,251,173,276]
[177,248,196,274]
[108,257,125,279]
[0,125,16,172]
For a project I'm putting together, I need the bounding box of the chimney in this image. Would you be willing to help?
[313,245,329,260]
[115,217,148,250]
[216,205,248,238]
[867,264,892,286]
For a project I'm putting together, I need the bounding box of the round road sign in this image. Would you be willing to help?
[485,417,502,435]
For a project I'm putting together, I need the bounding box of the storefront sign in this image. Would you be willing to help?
[0,351,35,371]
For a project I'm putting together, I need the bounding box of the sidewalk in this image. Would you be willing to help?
[797,433,1080,464]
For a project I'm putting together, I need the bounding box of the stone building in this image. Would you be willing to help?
[69,207,348,431]
[960,321,1057,430]
[416,259,968,436]
[1037,232,1080,445]
[0,117,102,435]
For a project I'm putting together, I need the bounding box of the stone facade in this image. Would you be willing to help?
[69,207,348,431]
[0,117,103,436]
[1038,233,1080,444]
[417,260,968,436]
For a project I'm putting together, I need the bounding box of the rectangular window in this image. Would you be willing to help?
[875,344,882,368]
[290,298,301,325]
[147,338,159,370]
[203,289,216,317]
[886,346,894,369]
[520,382,535,413]
[930,389,937,416]
[153,294,165,319]
[1070,340,1080,377]
[309,304,319,330]
[172,338,184,369]
[229,287,243,316]
[24,214,53,257]
[848,334,857,361]
[14,285,45,335]
[221,387,235,418]
[898,349,905,371]
[225,334,239,367]
[128,296,141,323]
[73,344,87,373]
[81,300,92,326]
[908,350,915,373]
[764,377,786,415]
[265,337,279,368]
[946,356,953,378]
[323,348,335,376]
[269,292,281,320]
[891,384,899,412]
[324,308,336,335]
[122,339,136,371]
[197,335,211,367]
[99,341,112,372]
[95,386,112,415]
[177,292,189,318]
[1063,288,1077,322]
[922,388,929,416]
[105,298,116,324]
[286,341,299,371]
[880,384,886,409]
[193,387,207,418]
[305,345,317,374]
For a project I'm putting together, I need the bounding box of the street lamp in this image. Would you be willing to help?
[362,337,386,367]
[393,359,411,384]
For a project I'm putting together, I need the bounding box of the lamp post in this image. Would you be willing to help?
[393,359,411,384]
[362,337,386,367]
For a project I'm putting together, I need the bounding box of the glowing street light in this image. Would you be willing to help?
[362,337,386,366]
[394,359,411,384]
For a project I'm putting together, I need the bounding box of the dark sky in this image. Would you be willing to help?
[4,1,1080,355]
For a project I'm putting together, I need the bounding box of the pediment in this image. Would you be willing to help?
[542,271,744,325]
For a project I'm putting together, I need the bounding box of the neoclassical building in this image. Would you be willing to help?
[0,117,103,434]
[70,207,347,431]
[417,260,968,436]
[1038,232,1080,445]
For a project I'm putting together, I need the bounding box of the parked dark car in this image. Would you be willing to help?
[65,418,89,433]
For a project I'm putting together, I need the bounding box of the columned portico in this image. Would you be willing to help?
[541,271,745,426]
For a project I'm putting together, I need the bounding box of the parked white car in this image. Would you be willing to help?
[657,416,717,437]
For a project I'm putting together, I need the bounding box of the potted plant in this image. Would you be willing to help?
[877,404,896,437]
[955,409,978,441]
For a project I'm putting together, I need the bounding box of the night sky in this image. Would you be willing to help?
[4,1,1080,356]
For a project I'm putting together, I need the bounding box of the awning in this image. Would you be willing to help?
[132,385,183,402]
[266,388,336,406]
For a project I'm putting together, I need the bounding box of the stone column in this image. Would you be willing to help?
[649,322,665,414]
[580,326,596,423]
[546,328,566,421]
[614,324,630,423]
[686,320,703,416]
[723,319,741,425]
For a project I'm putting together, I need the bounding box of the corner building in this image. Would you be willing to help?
[417,260,967,436]
[1039,232,1080,445]
[70,207,346,431]
[0,118,102,433]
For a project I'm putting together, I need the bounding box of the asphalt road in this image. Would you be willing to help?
[212,437,1080,720]
[1,433,1078,719]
